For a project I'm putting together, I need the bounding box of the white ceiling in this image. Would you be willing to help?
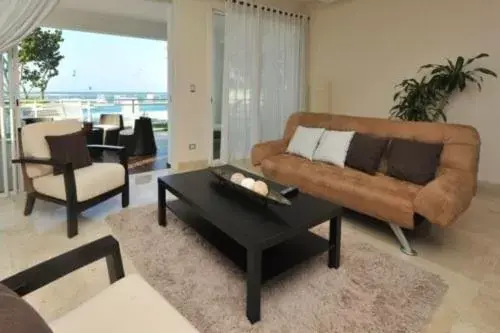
[44,0,169,40]
[55,0,170,22]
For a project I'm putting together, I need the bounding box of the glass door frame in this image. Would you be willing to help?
[166,4,173,169]
[208,9,225,165]
[0,46,21,197]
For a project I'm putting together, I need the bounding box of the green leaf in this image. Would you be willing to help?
[475,67,498,77]
[465,53,489,65]
[455,57,465,73]
[419,64,435,70]
[458,73,466,91]
[431,67,446,75]
[447,59,455,69]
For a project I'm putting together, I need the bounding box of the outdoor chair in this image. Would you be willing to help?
[95,114,124,145]
[118,117,157,156]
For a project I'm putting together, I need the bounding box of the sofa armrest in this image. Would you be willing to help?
[1,236,124,296]
[414,170,475,227]
[251,139,289,166]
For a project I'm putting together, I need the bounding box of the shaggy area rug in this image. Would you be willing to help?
[107,203,447,333]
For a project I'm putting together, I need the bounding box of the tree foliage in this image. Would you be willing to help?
[19,28,64,99]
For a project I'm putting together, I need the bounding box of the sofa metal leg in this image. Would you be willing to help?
[389,223,417,256]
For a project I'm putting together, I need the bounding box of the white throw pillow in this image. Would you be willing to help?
[313,130,356,167]
[286,126,325,160]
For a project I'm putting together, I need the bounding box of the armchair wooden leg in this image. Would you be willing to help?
[67,206,78,238]
[24,193,36,216]
[122,185,129,208]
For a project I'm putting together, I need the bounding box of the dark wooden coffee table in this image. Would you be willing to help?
[157,165,342,323]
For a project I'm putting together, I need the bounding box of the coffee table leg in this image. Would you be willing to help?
[328,216,341,269]
[158,180,167,227]
[246,249,262,324]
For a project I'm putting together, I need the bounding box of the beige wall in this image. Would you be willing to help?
[169,0,306,167]
[308,0,500,183]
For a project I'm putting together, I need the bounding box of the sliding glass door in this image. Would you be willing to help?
[0,47,20,196]
[211,11,225,163]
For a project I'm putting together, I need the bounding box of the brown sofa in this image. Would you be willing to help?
[251,112,480,254]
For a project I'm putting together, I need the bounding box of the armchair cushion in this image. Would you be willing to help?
[45,131,92,175]
[49,275,199,333]
[32,163,125,202]
[0,284,53,333]
[21,119,82,178]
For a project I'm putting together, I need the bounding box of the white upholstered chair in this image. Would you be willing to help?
[0,236,200,333]
[13,119,129,238]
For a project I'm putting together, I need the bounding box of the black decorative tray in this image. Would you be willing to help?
[210,167,291,206]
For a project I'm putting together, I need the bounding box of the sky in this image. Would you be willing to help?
[46,29,168,92]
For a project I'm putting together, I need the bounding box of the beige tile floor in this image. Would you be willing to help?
[0,164,499,332]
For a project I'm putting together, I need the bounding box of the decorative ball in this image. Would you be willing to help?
[230,172,245,185]
[253,180,269,196]
[240,177,256,190]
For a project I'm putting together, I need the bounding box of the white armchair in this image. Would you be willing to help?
[13,119,129,238]
[0,236,200,333]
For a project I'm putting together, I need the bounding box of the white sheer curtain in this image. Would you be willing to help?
[0,0,57,195]
[0,0,59,52]
[221,1,307,162]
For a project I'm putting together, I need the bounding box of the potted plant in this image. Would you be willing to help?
[391,54,497,122]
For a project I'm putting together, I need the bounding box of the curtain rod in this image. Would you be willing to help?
[227,0,310,20]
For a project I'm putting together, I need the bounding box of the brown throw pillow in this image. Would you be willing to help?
[345,133,389,175]
[45,130,92,175]
[0,284,53,333]
[386,138,443,185]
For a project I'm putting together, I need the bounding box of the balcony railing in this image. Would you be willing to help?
[19,98,169,130]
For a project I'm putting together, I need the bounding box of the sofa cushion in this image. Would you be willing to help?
[346,133,389,175]
[0,284,53,333]
[32,163,125,202]
[387,139,443,185]
[45,131,92,175]
[21,119,83,179]
[261,154,422,227]
[313,130,355,167]
[286,126,325,160]
[49,274,199,333]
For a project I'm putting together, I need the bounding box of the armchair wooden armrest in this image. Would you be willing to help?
[12,157,70,168]
[1,236,124,296]
[87,144,128,167]
[13,157,78,217]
